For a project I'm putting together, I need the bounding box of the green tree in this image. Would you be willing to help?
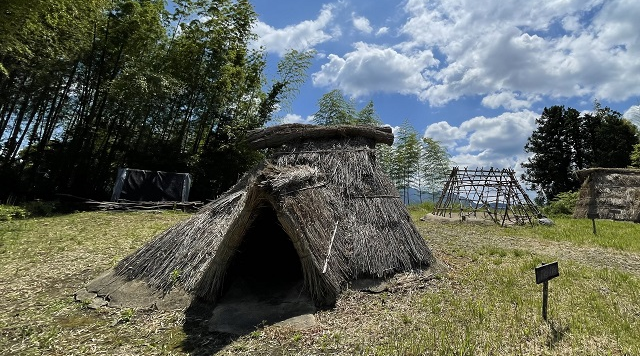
[522,106,579,203]
[417,137,451,202]
[522,104,639,203]
[313,89,356,126]
[376,142,395,177]
[270,49,315,116]
[588,105,639,168]
[393,121,421,204]
[355,100,381,125]
[0,0,305,202]
[630,144,640,168]
[312,89,380,126]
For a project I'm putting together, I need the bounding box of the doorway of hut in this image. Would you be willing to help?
[209,203,316,334]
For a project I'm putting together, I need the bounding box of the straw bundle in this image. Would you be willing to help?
[573,168,640,222]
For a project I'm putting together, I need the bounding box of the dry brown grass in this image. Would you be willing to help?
[1,210,639,355]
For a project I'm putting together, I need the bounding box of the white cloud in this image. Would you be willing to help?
[279,113,315,125]
[308,0,640,105]
[424,121,467,148]
[624,105,640,127]
[561,15,581,32]
[312,42,438,97]
[425,110,538,171]
[252,4,336,55]
[376,27,389,36]
[481,91,537,110]
[352,14,372,34]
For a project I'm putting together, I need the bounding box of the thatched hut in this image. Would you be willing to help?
[78,124,437,315]
[573,168,640,222]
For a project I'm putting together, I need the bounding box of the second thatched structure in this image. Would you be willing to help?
[78,124,437,311]
[573,168,640,222]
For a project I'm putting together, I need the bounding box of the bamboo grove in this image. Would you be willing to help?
[0,0,307,202]
[377,122,452,205]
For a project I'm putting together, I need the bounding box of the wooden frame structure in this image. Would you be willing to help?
[433,167,541,226]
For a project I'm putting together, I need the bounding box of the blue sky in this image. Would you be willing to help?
[250,0,640,175]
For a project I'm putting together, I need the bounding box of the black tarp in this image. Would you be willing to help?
[111,168,191,202]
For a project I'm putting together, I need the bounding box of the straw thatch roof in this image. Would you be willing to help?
[573,168,640,222]
[79,124,437,310]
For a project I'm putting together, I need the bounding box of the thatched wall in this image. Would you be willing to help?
[85,124,435,308]
[573,168,640,222]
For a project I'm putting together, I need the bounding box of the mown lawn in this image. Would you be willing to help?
[1,209,639,355]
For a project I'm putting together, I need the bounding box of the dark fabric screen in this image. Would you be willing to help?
[111,169,191,202]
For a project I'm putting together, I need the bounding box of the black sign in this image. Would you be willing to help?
[535,262,559,284]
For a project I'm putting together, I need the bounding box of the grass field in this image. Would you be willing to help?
[1,208,639,355]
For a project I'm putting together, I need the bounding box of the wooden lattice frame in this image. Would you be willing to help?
[433,167,541,226]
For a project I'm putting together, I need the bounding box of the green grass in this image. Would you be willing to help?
[1,209,639,355]
[528,218,640,252]
[410,203,640,253]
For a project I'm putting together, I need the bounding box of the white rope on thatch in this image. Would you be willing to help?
[322,221,339,274]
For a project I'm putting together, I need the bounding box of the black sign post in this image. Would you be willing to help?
[535,262,559,321]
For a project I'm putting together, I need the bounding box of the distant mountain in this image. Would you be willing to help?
[399,188,511,209]
[398,188,441,205]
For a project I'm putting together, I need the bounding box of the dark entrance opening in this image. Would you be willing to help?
[209,204,315,334]
[226,205,303,294]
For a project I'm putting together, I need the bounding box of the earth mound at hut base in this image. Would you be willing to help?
[75,270,193,310]
[75,271,318,334]
[208,279,316,334]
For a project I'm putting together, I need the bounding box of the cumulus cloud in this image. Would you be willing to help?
[312,42,438,97]
[279,113,315,124]
[481,91,538,110]
[308,0,640,106]
[624,105,640,127]
[252,4,336,55]
[352,14,373,34]
[424,121,467,148]
[398,0,640,105]
[376,27,389,36]
[425,111,538,170]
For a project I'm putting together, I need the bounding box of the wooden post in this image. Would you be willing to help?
[535,261,559,322]
[542,281,549,321]
[587,213,598,235]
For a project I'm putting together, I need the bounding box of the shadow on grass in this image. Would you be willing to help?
[180,300,238,356]
[546,320,570,348]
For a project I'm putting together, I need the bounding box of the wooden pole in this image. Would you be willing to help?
[592,218,597,235]
[322,222,339,274]
[542,281,549,321]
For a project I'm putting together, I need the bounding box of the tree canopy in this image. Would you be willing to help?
[522,104,639,203]
[0,0,309,202]
[376,121,451,204]
[313,89,381,126]
[312,94,450,203]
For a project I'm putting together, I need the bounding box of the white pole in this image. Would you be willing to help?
[322,222,339,274]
